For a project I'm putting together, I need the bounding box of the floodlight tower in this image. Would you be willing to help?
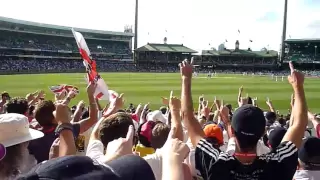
[280,0,288,63]
[134,0,138,50]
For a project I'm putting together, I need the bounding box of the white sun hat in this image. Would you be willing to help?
[0,113,44,147]
[147,110,167,124]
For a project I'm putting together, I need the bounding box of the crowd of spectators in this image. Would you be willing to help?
[0,60,320,180]
[205,58,276,65]
[1,59,320,78]
[0,32,131,55]
[285,42,320,62]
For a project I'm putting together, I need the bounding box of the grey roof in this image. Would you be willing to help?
[135,43,197,53]
[0,16,134,37]
[201,49,278,57]
[285,38,320,43]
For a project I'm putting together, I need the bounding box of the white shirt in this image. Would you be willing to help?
[184,141,198,177]
[220,130,229,152]
[86,139,107,163]
[77,111,102,155]
[294,170,320,180]
[143,149,162,180]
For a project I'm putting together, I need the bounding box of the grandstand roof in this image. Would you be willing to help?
[0,16,134,37]
[135,43,197,53]
[285,38,320,43]
[201,49,278,57]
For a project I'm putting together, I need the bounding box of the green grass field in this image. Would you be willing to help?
[0,73,319,114]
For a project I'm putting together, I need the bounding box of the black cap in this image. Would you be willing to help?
[159,106,167,114]
[265,111,277,126]
[299,137,320,170]
[231,105,266,149]
[17,155,155,180]
[268,127,287,149]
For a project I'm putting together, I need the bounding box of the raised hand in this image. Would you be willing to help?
[169,90,181,111]
[161,97,169,105]
[179,58,193,79]
[106,125,135,160]
[143,102,149,111]
[54,102,71,124]
[162,127,190,162]
[49,138,60,159]
[113,93,125,110]
[55,91,67,101]
[288,61,304,88]
[201,100,210,118]
[219,103,230,125]
[239,97,249,106]
[266,97,272,107]
[37,90,45,99]
[77,100,85,109]
[86,81,97,96]
[67,88,77,99]
[239,86,243,92]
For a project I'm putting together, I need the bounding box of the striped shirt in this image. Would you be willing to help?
[195,139,298,180]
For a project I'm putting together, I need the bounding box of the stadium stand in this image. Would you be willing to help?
[0,16,319,75]
[284,39,320,63]
[282,39,320,71]
[0,16,134,74]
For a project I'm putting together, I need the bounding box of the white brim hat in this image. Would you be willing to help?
[0,113,44,147]
[147,110,167,124]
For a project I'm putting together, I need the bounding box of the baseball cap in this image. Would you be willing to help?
[267,127,287,149]
[147,110,167,123]
[231,105,266,149]
[298,137,320,170]
[203,124,223,145]
[0,113,44,147]
[17,155,155,180]
[139,121,156,143]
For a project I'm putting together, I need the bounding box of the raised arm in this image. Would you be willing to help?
[89,94,124,141]
[281,62,308,148]
[162,128,190,180]
[266,97,276,112]
[135,103,143,120]
[197,95,204,118]
[308,110,320,137]
[78,82,98,134]
[71,100,85,123]
[180,59,204,146]
[237,86,243,107]
[54,103,76,156]
[139,103,149,125]
[28,90,45,106]
[169,90,184,141]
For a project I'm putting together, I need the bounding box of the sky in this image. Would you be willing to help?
[0,0,320,53]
